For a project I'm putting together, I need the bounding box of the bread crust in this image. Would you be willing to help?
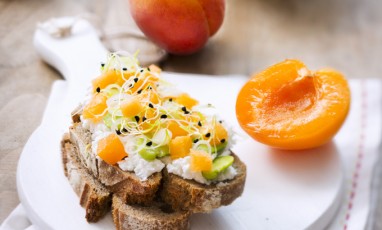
[62,134,189,228]
[160,154,246,213]
[61,137,112,222]
[112,196,190,230]
[69,123,161,205]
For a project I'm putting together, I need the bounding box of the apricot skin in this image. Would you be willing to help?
[129,0,225,54]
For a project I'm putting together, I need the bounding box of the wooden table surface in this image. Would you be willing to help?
[1,0,381,228]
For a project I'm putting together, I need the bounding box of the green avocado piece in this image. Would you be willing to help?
[138,148,157,161]
[103,113,113,128]
[156,146,169,158]
[202,155,234,180]
[196,141,228,154]
[214,141,228,153]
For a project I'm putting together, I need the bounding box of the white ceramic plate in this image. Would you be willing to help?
[16,18,344,230]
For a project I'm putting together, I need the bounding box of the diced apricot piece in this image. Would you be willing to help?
[120,97,144,118]
[175,93,198,109]
[97,134,128,165]
[169,136,192,159]
[210,122,228,146]
[190,149,212,172]
[236,59,351,150]
[149,64,161,74]
[167,120,188,138]
[83,93,108,122]
[140,108,157,130]
[92,70,133,92]
[92,70,118,92]
[130,74,158,94]
[116,71,134,86]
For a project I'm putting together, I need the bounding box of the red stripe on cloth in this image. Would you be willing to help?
[343,80,367,230]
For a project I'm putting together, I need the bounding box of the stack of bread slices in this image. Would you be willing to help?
[61,105,246,230]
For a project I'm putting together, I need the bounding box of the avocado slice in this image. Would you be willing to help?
[202,155,234,180]
[196,141,228,154]
[138,148,157,161]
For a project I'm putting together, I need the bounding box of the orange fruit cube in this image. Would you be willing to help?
[82,93,108,122]
[97,134,128,165]
[175,93,198,109]
[120,97,144,118]
[92,70,132,92]
[169,136,192,160]
[210,122,228,146]
[190,149,212,172]
[167,120,188,138]
[149,64,161,74]
[236,59,351,150]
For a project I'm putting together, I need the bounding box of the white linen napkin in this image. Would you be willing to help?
[1,78,381,230]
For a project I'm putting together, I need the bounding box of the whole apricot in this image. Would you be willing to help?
[129,0,225,54]
[236,60,351,150]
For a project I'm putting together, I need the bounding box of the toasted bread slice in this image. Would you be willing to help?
[160,154,246,213]
[69,123,162,205]
[62,134,189,229]
[61,135,112,222]
[112,196,190,230]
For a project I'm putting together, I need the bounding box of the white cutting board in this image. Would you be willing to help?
[17,18,344,230]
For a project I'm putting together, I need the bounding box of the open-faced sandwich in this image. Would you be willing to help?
[61,52,246,229]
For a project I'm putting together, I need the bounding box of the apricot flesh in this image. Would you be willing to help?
[236,60,350,150]
[128,0,225,54]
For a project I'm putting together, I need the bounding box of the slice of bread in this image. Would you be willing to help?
[69,122,162,205]
[160,154,246,213]
[62,134,190,229]
[112,196,190,230]
[61,135,112,222]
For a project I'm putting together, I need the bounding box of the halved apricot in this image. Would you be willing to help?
[97,133,128,165]
[236,59,350,150]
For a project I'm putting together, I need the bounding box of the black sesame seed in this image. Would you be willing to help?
[198,121,202,127]
[140,69,144,72]
[205,133,211,138]
[160,114,168,119]
[137,89,142,94]
[116,130,121,135]
[123,67,127,71]
[193,139,199,143]
[96,87,101,93]
[146,141,153,146]
[101,63,105,67]
[219,120,223,123]
[220,139,226,143]
[147,67,151,71]
[135,116,140,122]
[134,78,138,83]
[142,116,147,122]
[184,111,190,114]
[129,84,133,88]
[148,103,154,108]
[169,98,173,102]
[181,106,187,112]
[122,128,128,133]
[147,86,152,90]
